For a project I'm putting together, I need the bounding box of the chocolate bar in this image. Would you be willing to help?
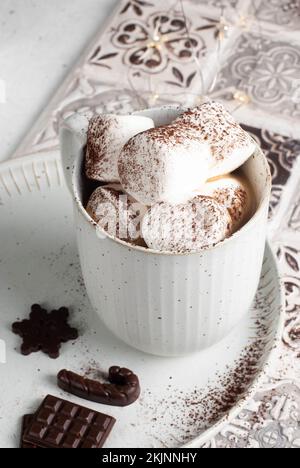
[22,395,116,448]
[57,366,140,407]
[20,415,38,449]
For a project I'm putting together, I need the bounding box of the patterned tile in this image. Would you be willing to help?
[255,0,300,30]
[15,0,234,157]
[241,125,300,218]
[277,244,300,357]
[215,33,300,119]
[204,382,300,448]
[288,197,300,232]
[85,1,226,96]
[196,0,238,6]
[190,0,249,11]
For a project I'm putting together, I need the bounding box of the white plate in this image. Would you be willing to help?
[0,152,284,448]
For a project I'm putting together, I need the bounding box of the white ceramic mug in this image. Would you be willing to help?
[60,107,271,357]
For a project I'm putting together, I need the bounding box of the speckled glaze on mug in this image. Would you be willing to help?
[60,106,271,356]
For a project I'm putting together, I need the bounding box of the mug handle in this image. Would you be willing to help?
[59,114,89,194]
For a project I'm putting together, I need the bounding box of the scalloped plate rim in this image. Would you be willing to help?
[0,151,285,448]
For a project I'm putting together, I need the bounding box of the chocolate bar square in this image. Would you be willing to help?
[20,415,38,449]
[22,395,116,449]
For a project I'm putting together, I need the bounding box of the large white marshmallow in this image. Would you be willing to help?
[86,184,147,246]
[142,196,232,253]
[86,114,154,182]
[195,173,255,233]
[175,101,256,177]
[118,125,213,205]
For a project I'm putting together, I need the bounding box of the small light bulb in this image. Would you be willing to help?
[233,90,251,105]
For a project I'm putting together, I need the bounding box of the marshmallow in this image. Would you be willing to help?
[195,173,255,232]
[86,114,154,182]
[86,184,147,246]
[118,125,213,205]
[142,196,232,253]
[175,102,256,177]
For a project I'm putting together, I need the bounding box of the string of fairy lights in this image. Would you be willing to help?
[125,0,262,113]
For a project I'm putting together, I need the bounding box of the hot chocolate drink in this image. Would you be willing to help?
[84,102,256,253]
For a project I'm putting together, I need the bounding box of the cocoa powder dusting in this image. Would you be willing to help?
[137,291,277,447]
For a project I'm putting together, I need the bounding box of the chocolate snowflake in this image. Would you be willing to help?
[12,304,79,359]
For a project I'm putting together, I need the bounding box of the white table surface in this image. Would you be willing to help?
[0,0,118,162]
